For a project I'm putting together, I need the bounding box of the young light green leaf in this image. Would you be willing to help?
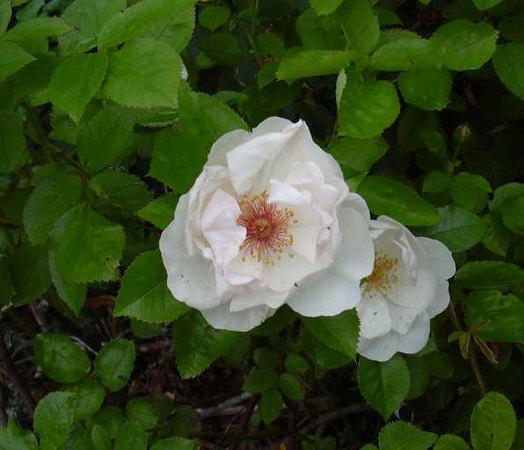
[470,392,516,450]
[33,392,74,450]
[77,105,135,174]
[63,378,105,421]
[370,37,442,71]
[493,44,524,101]
[95,339,136,392]
[103,39,182,108]
[136,193,178,230]
[0,420,38,450]
[328,136,387,178]
[145,4,195,52]
[398,68,452,111]
[23,173,82,245]
[302,310,360,360]
[358,175,440,226]
[0,112,27,174]
[89,171,152,212]
[0,41,35,82]
[114,250,188,323]
[50,204,125,283]
[34,333,90,383]
[172,311,240,379]
[431,20,497,71]
[434,434,471,450]
[48,52,108,123]
[339,76,400,138]
[455,261,524,290]
[98,0,194,49]
[114,421,147,450]
[358,355,411,419]
[277,50,357,81]
[423,206,486,252]
[1,16,70,40]
[338,0,379,55]
[379,421,437,450]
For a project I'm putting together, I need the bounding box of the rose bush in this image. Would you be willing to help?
[357,216,456,361]
[160,117,375,331]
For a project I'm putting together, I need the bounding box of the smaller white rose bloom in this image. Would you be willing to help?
[357,216,456,362]
[160,117,375,331]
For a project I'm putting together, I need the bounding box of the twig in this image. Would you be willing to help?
[300,404,368,434]
[197,393,252,418]
[0,336,35,417]
[287,403,297,450]
[232,394,260,450]
[29,303,47,333]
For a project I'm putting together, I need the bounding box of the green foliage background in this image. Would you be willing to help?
[0,0,524,448]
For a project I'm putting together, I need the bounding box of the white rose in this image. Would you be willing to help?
[160,117,375,331]
[357,216,456,361]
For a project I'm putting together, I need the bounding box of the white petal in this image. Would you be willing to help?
[252,116,294,136]
[289,206,323,263]
[268,180,311,206]
[343,193,371,224]
[426,280,451,318]
[357,294,392,339]
[202,303,274,331]
[268,251,320,292]
[392,269,436,309]
[200,189,246,266]
[286,269,362,317]
[207,129,251,166]
[285,161,325,185]
[417,236,456,280]
[387,301,420,335]
[229,289,288,311]
[358,313,430,362]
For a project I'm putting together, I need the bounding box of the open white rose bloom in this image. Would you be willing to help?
[160,117,375,331]
[357,216,456,361]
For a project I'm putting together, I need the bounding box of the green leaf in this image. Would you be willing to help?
[0,112,27,174]
[358,355,410,419]
[379,421,437,450]
[310,0,343,15]
[0,259,15,305]
[136,193,178,230]
[91,406,125,439]
[199,33,249,66]
[463,291,524,343]
[277,50,357,81]
[302,310,360,360]
[114,421,147,450]
[145,4,195,52]
[512,420,524,450]
[95,338,136,392]
[490,183,524,211]
[398,69,452,111]
[423,171,452,193]
[256,33,285,58]
[0,41,35,82]
[278,373,304,401]
[253,347,280,369]
[1,16,70,40]
[397,107,446,156]
[449,172,491,213]
[471,0,501,10]
[98,0,194,49]
[34,333,90,383]
[358,175,439,226]
[470,392,516,450]
[434,434,471,450]
[259,389,283,425]
[499,14,524,45]
[455,261,524,290]
[23,173,82,245]
[103,39,182,108]
[172,311,239,379]
[302,329,353,370]
[0,420,38,450]
[89,171,152,212]
[114,250,188,323]
[50,204,125,283]
[329,136,387,178]
[8,244,51,305]
[151,437,196,450]
[77,105,135,174]
[493,44,524,101]
[33,392,74,450]
[0,1,11,35]
[423,205,486,252]
[48,52,108,123]
[370,37,442,71]
[126,398,159,430]
[90,425,112,450]
[431,20,497,71]
[482,214,511,257]
[339,75,400,138]
[338,0,379,55]
[64,378,105,421]
[284,354,310,375]
[243,368,278,393]
[198,6,230,31]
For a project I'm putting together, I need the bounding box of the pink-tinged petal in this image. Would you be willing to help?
[357,293,392,339]
[417,236,456,280]
[202,303,275,331]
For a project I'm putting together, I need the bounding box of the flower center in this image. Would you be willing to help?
[237,191,294,265]
[364,253,399,297]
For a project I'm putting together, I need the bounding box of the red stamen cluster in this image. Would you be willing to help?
[237,191,294,265]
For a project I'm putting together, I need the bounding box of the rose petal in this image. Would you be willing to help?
[426,280,451,318]
[417,236,456,280]
[357,293,392,339]
[202,303,275,331]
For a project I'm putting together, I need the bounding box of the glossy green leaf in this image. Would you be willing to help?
[358,355,411,419]
[2,16,70,40]
[64,378,106,421]
[455,261,524,290]
[126,398,159,430]
[33,392,74,450]
[114,250,188,323]
[0,420,38,450]
[398,68,452,111]
[114,421,147,450]
[338,0,379,55]
[95,339,136,392]
[0,41,35,82]
[243,368,278,393]
[370,37,442,71]
[310,0,343,15]
[259,389,283,424]
[151,437,196,450]
[277,50,357,81]
[278,373,304,401]
[329,136,387,178]
[136,193,178,229]
[198,6,229,31]
[493,43,524,102]
[434,435,471,450]
[449,172,491,213]
[379,421,437,450]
